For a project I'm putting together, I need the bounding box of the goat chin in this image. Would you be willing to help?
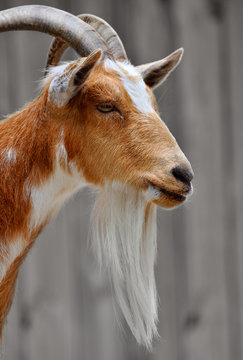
[91,181,158,349]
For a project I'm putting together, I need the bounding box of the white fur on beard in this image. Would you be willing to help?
[91,182,158,349]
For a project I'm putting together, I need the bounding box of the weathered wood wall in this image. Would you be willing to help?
[0,0,242,359]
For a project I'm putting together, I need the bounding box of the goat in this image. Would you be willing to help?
[0,5,193,349]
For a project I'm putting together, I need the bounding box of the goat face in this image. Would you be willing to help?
[47,49,193,209]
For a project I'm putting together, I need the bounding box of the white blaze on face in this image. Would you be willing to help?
[104,59,154,114]
[91,182,158,348]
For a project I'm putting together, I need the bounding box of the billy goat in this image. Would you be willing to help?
[0,5,193,349]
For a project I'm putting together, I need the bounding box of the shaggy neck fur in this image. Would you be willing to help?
[0,94,85,339]
[0,77,159,348]
[91,182,158,348]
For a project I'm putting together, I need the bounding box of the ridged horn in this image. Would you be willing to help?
[45,14,127,70]
[0,5,108,58]
[81,14,127,61]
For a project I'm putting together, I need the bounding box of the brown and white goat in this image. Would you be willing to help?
[0,5,193,348]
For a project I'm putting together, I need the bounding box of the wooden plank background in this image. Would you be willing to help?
[0,0,242,359]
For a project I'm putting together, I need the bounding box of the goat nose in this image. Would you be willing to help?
[171,166,193,187]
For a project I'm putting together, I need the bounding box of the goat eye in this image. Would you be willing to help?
[96,104,115,113]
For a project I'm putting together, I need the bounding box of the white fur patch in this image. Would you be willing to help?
[0,238,25,282]
[48,70,73,107]
[143,182,162,201]
[56,128,68,166]
[42,61,79,107]
[41,62,70,89]
[1,147,17,164]
[27,156,85,231]
[7,148,17,163]
[104,59,154,114]
[91,181,158,348]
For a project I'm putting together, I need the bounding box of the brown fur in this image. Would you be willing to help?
[0,55,192,340]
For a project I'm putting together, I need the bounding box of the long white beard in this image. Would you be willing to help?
[91,182,158,348]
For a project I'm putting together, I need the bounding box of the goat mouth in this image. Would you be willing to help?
[146,180,186,202]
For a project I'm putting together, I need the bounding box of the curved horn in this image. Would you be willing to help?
[82,14,127,61]
[0,5,108,58]
[45,14,127,70]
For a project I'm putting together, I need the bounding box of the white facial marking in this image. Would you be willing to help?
[105,59,154,114]
[0,238,25,282]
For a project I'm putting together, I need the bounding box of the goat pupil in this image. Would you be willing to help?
[97,104,114,113]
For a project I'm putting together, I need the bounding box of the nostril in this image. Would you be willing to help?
[171,166,193,186]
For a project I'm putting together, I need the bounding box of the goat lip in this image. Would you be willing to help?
[146,180,186,202]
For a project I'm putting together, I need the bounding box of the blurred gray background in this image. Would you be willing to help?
[0,0,242,359]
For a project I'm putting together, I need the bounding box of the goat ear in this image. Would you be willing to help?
[137,48,183,89]
[48,49,103,107]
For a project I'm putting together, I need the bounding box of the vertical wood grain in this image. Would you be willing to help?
[173,1,231,360]
[227,0,243,358]
[0,0,242,359]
